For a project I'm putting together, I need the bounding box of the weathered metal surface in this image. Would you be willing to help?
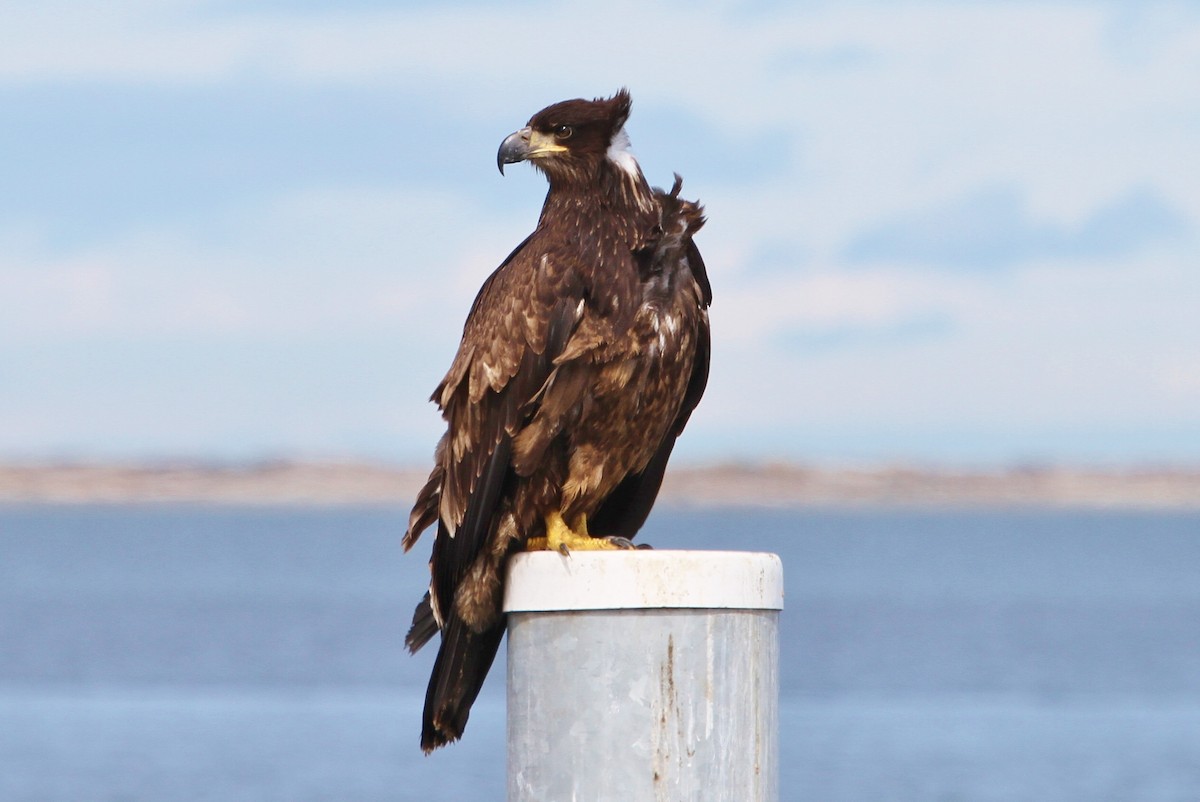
[505,551,781,802]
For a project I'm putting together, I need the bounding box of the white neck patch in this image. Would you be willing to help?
[606,126,641,178]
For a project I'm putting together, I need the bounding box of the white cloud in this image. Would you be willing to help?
[0,186,524,340]
[1,2,249,84]
[6,2,1197,225]
[2,0,1198,462]
[696,247,1200,445]
[716,269,971,347]
[1157,354,1200,401]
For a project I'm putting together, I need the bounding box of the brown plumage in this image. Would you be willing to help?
[402,89,712,753]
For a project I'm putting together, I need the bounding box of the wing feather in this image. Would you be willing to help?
[405,165,712,751]
[589,180,711,539]
[405,232,588,640]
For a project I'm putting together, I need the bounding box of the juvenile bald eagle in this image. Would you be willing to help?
[402,89,712,752]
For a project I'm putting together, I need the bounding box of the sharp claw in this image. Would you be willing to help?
[604,536,638,550]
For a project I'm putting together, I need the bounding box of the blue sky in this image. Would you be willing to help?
[2,1,1198,466]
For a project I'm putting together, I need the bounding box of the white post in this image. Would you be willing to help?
[504,550,783,802]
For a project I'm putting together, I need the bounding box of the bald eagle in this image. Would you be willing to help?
[402,89,711,752]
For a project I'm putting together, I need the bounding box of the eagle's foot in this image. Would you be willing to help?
[525,511,627,555]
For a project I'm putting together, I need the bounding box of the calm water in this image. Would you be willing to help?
[2,505,1199,801]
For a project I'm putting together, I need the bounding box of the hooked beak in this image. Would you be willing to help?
[497,127,569,175]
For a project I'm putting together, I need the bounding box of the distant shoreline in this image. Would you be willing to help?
[2,461,1198,509]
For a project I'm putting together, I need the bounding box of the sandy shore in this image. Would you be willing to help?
[1,461,1197,509]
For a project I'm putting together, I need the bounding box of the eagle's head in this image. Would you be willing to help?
[497,89,642,188]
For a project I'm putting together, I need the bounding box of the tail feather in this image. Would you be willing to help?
[420,615,506,753]
[405,592,439,654]
[403,461,443,552]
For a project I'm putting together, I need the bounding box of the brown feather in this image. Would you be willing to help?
[404,90,712,751]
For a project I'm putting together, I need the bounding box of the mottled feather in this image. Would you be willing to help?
[404,90,712,753]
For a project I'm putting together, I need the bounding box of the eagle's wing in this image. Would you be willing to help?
[404,232,585,621]
[590,230,711,539]
[401,233,592,752]
[590,302,708,538]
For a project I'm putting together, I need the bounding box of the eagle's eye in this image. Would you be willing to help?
[552,124,573,140]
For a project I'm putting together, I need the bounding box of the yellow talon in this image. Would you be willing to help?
[525,511,620,554]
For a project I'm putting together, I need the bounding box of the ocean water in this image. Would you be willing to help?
[2,505,1199,801]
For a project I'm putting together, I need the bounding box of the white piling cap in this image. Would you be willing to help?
[503,550,783,612]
